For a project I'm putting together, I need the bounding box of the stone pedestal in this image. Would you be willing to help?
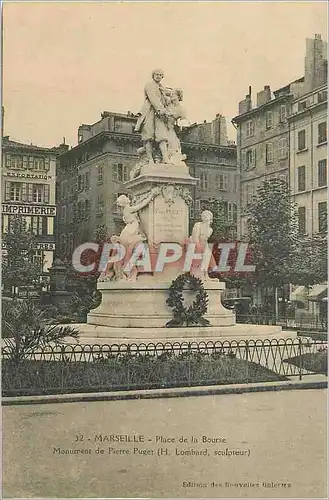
[88,280,235,328]
[86,161,236,339]
[125,162,197,247]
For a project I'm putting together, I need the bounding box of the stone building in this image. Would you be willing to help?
[289,83,327,237]
[56,112,237,258]
[1,135,68,278]
[232,34,327,239]
[232,34,328,311]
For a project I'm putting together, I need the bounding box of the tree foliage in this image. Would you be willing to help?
[245,178,327,290]
[2,299,79,364]
[245,178,299,289]
[2,216,43,295]
[290,232,327,286]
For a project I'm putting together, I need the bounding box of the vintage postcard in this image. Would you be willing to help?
[1,1,328,499]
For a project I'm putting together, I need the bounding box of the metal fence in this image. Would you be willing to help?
[237,314,328,332]
[2,337,327,397]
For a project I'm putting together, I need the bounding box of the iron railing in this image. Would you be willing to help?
[2,337,327,397]
[236,313,328,332]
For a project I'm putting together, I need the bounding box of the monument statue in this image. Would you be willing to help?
[134,68,170,164]
[164,88,187,165]
[134,69,189,167]
[88,69,235,331]
[190,210,216,281]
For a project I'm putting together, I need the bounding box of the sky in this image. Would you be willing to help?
[2,1,328,148]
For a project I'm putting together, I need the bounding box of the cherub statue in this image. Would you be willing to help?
[189,210,216,281]
[164,88,188,165]
[100,188,160,282]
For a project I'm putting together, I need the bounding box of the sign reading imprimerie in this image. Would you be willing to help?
[2,204,57,216]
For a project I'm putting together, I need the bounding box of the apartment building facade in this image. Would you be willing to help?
[232,34,328,310]
[289,84,327,236]
[1,136,67,276]
[232,83,299,236]
[56,111,237,259]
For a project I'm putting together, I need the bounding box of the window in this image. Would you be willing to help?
[85,171,90,189]
[6,154,11,167]
[227,203,237,222]
[97,194,104,214]
[7,215,16,233]
[189,199,195,219]
[32,185,43,202]
[85,199,91,217]
[23,156,28,169]
[318,159,327,187]
[246,183,254,204]
[78,201,84,220]
[266,143,273,163]
[195,199,201,215]
[318,122,327,144]
[33,157,45,170]
[97,165,103,184]
[27,184,50,203]
[318,90,327,103]
[297,130,306,151]
[318,202,327,233]
[11,155,23,169]
[246,149,256,170]
[78,175,84,191]
[266,110,273,129]
[279,104,287,122]
[246,120,254,137]
[233,174,237,192]
[298,206,306,235]
[278,137,288,159]
[200,171,209,190]
[217,173,228,191]
[9,182,23,201]
[113,164,129,182]
[32,250,43,271]
[298,101,307,112]
[297,166,306,192]
[31,216,47,236]
[118,164,129,182]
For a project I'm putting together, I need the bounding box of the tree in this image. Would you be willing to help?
[245,178,299,304]
[203,198,252,290]
[203,198,237,240]
[2,216,43,297]
[291,231,327,286]
[2,299,79,365]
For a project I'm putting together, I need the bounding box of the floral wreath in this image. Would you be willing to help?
[166,273,210,328]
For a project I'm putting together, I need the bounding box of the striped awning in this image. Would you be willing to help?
[290,286,306,301]
[308,284,327,301]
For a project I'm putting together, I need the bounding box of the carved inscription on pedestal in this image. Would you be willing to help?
[153,196,188,244]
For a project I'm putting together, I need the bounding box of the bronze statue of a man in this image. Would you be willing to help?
[134,69,170,164]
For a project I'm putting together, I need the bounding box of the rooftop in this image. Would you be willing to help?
[2,136,67,153]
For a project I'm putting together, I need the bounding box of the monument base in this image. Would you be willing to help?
[68,323,283,343]
[87,280,235,328]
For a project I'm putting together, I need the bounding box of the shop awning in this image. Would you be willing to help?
[308,284,327,302]
[290,286,306,301]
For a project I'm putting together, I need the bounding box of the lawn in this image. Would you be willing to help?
[283,351,327,375]
[2,353,288,396]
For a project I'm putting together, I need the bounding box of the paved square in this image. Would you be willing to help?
[2,389,327,498]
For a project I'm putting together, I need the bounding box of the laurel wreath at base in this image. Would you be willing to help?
[166,273,211,328]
